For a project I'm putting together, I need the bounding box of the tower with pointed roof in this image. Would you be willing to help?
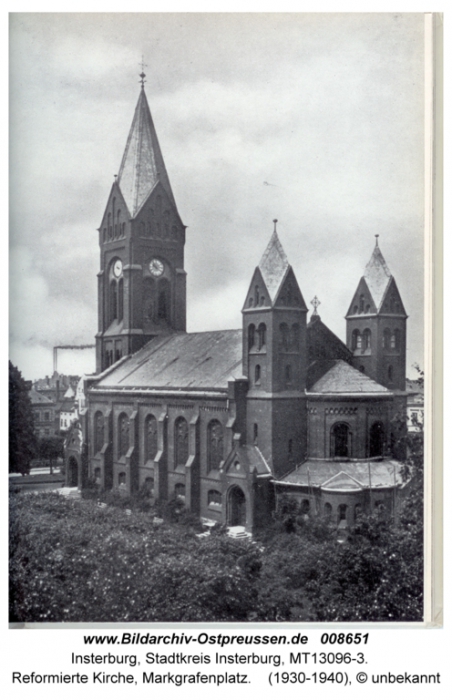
[95,79,186,373]
[345,239,407,391]
[242,222,308,477]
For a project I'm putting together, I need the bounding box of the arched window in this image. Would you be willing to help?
[118,413,129,457]
[118,472,126,486]
[383,328,391,349]
[143,476,154,497]
[300,499,310,515]
[353,305,358,314]
[291,324,300,351]
[390,331,396,349]
[175,483,185,501]
[352,329,361,350]
[248,324,255,350]
[207,420,223,471]
[331,422,350,458]
[107,213,112,238]
[324,502,332,520]
[254,285,259,306]
[157,279,170,323]
[362,328,371,349]
[143,277,155,322]
[109,280,118,322]
[255,364,261,384]
[94,467,101,484]
[118,278,124,322]
[94,411,104,454]
[163,210,170,238]
[260,295,265,306]
[369,421,385,458]
[285,364,292,385]
[280,323,289,350]
[338,504,347,522]
[174,417,189,467]
[366,304,371,313]
[388,365,394,382]
[253,423,258,443]
[248,297,253,308]
[145,414,158,462]
[287,283,293,305]
[208,490,222,506]
[359,294,365,313]
[257,323,266,349]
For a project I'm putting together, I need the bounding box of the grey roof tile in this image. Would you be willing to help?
[95,330,243,390]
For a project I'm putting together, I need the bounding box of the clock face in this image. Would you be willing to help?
[113,260,123,277]
[149,258,164,277]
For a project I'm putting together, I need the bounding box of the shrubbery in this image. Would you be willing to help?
[9,482,423,623]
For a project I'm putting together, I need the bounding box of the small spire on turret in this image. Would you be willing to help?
[311,295,321,317]
[273,219,278,233]
[375,234,379,248]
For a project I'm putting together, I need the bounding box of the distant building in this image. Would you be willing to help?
[29,388,56,438]
[406,378,424,432]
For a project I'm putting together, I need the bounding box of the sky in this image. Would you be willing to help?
[9,12,426,381]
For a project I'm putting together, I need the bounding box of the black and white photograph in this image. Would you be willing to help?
[9,12,428,625]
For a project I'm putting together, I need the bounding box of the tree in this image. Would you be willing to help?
[37,436,65,474]
[9,362,36,475]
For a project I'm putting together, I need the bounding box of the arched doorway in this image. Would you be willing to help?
[228,486,246,526]
[369,421,385,457]
[68,456,78,487]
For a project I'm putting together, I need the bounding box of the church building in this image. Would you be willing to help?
[65,78,409,531]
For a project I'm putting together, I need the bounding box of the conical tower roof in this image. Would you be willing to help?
[258,228,290,302]
[117,87,176,217]
[363,238,392,309]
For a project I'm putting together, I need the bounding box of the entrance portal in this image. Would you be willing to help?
[68,456,79,487]
[228,486,246,526]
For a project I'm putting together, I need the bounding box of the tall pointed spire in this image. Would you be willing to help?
[117,87,176,217]
[258,221,289,302]
[363,238,392,310]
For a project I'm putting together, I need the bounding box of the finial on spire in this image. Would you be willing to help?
[273,219,278,233]
[375,234,379,248]
[139,56,147,88]
[311,295,321,316]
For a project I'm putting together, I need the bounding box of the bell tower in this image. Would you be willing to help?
[95,73,186,373]
[242,222,308,477]
[345,237,407,391]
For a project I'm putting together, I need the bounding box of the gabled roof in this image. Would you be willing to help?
[279,459,404,490]
[28,388,54,405]
[363,241,392,310]
[118,87,176,217]
[225,445,271,476]
[93,330,243,391]
[308,360,391,394]
[258,231,290,303]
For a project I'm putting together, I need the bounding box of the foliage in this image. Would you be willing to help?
[37,436,65,474]
[10,414,423,623]
[9,493,258,622]
[9,362,37,474]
